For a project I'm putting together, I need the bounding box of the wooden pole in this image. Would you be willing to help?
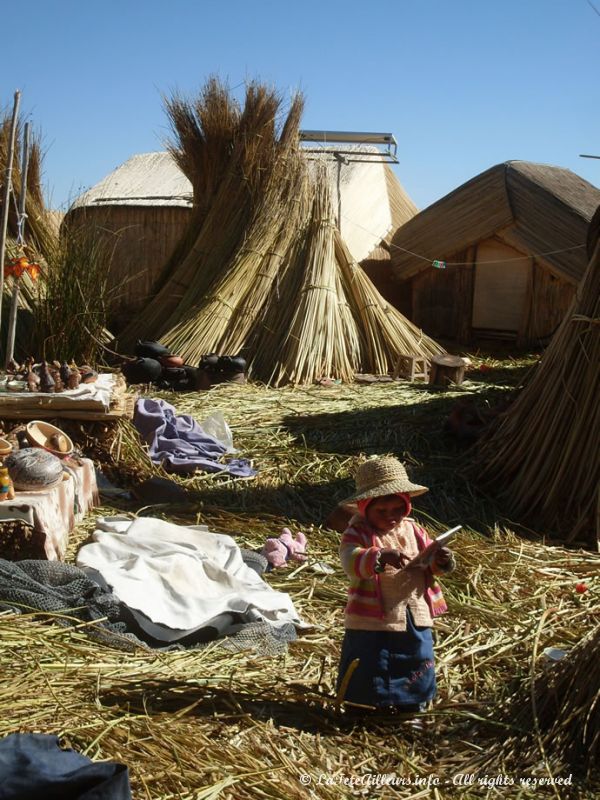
[0,90,21,344]
[5,121,30,367]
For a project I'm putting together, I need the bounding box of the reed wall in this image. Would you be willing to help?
[65,205,192,330]
[405,238,574,346]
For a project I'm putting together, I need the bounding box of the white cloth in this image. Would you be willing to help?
[0,373,115,410]
[76,517,302,637]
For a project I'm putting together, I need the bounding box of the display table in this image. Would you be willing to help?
[0,458,98,560]
[0,374,135,420]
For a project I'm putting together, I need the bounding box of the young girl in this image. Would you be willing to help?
[336,456,455,712]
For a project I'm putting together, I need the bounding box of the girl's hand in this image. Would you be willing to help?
[378,549,409,569]
[434,546,453,568]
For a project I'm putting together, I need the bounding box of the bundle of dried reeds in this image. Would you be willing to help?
[117,78,443,385]
[517,623,600,778]
[0,109,57,265]
[335,228,443,373]
[473,210,600,548]
[118,79,304,349]
[260,168,361,385]
[161,105,310,360]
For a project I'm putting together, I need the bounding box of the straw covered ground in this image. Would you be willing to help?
[1,355,598,799]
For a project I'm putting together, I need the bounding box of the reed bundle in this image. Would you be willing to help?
[118,80,303,349]
[117,78,442,385]
[513,623,600,778]
[0,108,57,265]
[262,168,361,386]
[335,229,443,373]
[161,109,309,360]
[473,214,600,549]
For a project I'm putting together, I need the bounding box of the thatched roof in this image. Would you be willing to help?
[71,152,193,208]
[390,161,600,283]
[360,165,418,266]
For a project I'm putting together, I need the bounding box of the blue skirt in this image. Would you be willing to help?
[336,609,436,709]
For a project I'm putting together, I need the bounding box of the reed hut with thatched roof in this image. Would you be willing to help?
[63,152,194,328]
[389,161,600,345]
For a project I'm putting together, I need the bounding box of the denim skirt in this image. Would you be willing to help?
[336,609,436,709]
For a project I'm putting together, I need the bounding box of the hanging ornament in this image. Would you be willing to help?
[5,255,40,281]
[432,259,446,269]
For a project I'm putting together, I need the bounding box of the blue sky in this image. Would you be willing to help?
[2,0,599,211]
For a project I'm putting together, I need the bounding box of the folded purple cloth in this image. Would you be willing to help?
[134,397,256,477]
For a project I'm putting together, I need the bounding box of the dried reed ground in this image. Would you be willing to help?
[1,358,598,799]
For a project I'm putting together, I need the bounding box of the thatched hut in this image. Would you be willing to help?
[63,152,194,328]
[389,161,600,345]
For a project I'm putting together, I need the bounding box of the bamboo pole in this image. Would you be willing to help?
[0,90,21,338]
[5,120,30,366]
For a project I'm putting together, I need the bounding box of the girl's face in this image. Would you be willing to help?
[365,494,409,532]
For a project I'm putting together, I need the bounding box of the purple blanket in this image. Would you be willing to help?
[134,398,256,477]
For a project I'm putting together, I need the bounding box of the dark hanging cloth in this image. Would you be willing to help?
[0,733,132,799]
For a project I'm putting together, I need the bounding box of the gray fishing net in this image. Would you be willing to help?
[0,557,295,656]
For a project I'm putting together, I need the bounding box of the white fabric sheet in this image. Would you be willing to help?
[0,373,115,410]
[76,517,302,636]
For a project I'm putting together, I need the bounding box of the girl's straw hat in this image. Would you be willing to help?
[340,457,428,506]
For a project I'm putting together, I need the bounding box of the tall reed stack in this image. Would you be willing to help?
[117,78,443,384]
[1,109,57,312]
[473,205,600,548]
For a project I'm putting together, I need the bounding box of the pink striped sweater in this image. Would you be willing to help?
[339,516,452,631]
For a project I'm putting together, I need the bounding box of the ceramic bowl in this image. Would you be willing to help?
[25,420,74,457]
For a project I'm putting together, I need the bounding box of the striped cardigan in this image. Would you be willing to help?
[339,516,451,629]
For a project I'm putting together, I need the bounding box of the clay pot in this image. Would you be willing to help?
[135,340,172,359]
[6,447,64,490]
[199,353,219,371]
[218,355,246,374]
[122,358,162,385]
[159,354,185,369]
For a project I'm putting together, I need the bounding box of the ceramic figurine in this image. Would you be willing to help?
[81,369,98,384]
[67,369,81,389]
[60,361,71,385]
[26,368,40,393]
[39,361,56,393]
[52,369,64,393]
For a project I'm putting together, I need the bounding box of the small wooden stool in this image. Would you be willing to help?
[429,355,466,387]
[393,354,429,382]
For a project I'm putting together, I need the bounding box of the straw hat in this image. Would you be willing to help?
[340,457,428,506]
